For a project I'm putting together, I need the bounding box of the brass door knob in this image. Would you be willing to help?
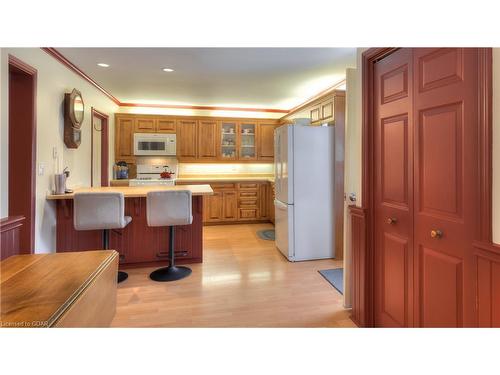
[387,217,397,224]
[430,229,443,239]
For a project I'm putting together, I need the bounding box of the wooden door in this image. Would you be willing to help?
[134,117,156,133]
[157,118,176,133]
[116,117,134,162]
[373,48,415,327]
[222,191,237,220]
[8,58,37,255]
[197,120,219,160]
[177,120,198,160]
[258,124,275,161]
[373,48,481,328]
[412,48,478,327]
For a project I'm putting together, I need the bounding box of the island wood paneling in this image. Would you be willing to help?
[0,216,25,260]
[55,196,203,267]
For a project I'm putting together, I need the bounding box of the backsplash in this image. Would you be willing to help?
[178,163,274,176]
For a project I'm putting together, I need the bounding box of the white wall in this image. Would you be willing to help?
[0,48,119,252]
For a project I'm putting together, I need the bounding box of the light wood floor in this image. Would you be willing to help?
[111,223,356,327]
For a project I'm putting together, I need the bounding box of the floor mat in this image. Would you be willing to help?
[318,268,343,295]
[257,229,275,241]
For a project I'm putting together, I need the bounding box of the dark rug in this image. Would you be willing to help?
[318,268,343,295]
[257,229,275,241]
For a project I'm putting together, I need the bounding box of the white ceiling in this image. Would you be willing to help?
[58,48,356,109]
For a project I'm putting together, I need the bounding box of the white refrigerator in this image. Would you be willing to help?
[274,122,335,261]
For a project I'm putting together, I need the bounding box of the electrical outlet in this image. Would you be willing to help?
[38,162,46,176]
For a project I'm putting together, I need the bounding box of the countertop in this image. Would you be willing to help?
[46,184,214,200]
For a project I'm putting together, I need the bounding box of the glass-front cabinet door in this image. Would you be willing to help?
[220,122,237,160]
[238,122,257,160]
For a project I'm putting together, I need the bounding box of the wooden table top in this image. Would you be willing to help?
[46,184,214,200]
[0,251,117,327]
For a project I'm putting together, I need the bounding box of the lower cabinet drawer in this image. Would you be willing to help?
[239,191,258,198]
[239,208,258,219]
[239,198,258,207]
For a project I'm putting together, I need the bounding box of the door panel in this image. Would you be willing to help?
[413,48,478,327]
[381,115,409,206]
[381,233,408,327]
[374,48,414,327]
[420,246,463,327]
[418,103,463,218]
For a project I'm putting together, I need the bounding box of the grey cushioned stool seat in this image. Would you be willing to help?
[74,192,131,283]
[146,190,193,282]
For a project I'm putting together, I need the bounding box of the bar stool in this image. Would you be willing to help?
[146,190,193,282]
[73,192,131,283]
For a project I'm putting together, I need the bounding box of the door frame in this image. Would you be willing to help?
[90,107,109,187]
[8,54,37,254]
[355,47,493,327]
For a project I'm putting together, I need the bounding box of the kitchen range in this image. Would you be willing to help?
[129,164,177,186]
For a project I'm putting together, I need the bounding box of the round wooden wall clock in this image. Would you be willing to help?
[64,88,85,148]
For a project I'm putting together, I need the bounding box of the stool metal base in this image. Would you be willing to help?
[150,266,192,282]
[118,271,128,283]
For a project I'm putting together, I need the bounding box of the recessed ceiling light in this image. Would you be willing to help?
[162,68,174,72]
[97,63,110,68]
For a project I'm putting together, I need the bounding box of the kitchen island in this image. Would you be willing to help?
[47,185,213,268]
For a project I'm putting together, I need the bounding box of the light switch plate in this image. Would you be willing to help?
[38,162,46,176]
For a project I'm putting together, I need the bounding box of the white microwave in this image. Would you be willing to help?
[133,133,176,156]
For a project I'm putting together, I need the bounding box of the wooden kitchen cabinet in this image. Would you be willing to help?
[157,118,176,133]
[310,105,321,123]
[258,123,276,161]
[258,183,270,219]
[238,123,257,161]
[220,122,238,160]
[114,114,279,164]
[222,191,238,220]
[321,99,334,122]
[197,120,219,160]
[115,116,135,163]
[134,117,156,133]
[203,191,223,222]
[177,120,198,160]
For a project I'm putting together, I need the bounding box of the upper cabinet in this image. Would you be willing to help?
[157,118,176,133]
[258,123,276,161]
[134,117,156,133]
[177,120,198,160]
[115,116,135,163]
[197,120,218,160]
[282,90,344,125]
[238,122,257,160]
[220,122,237,160]
[115,114,279,164]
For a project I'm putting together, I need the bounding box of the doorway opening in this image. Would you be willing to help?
[91,108,109,187]
[8,55,37,254]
